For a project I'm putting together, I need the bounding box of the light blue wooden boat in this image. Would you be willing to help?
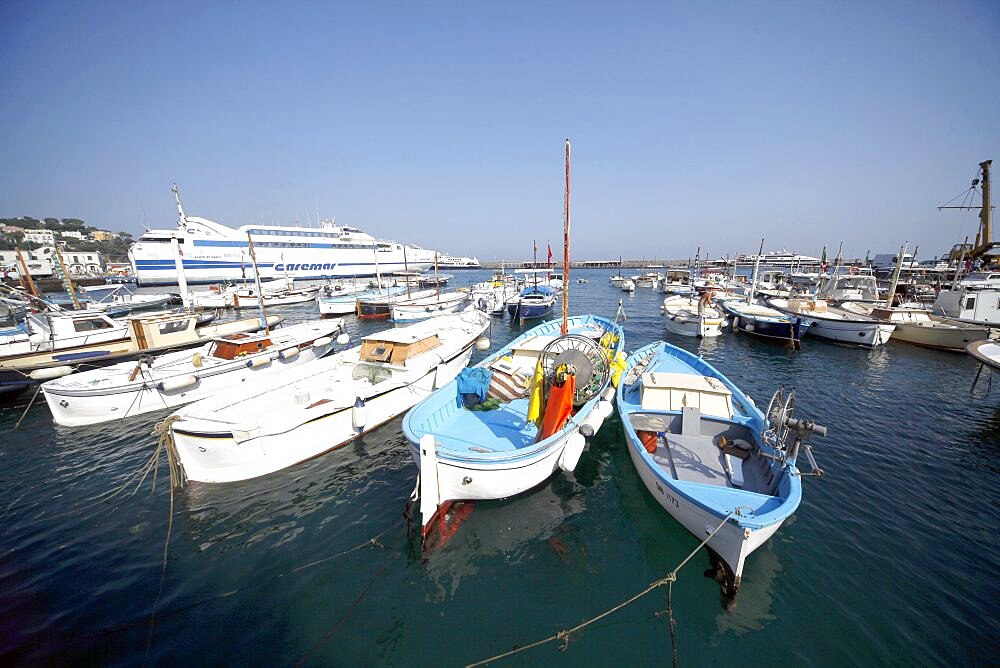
[403,314,624,541]
[616,341,826,593]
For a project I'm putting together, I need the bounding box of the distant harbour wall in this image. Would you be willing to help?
[479,259,839,270]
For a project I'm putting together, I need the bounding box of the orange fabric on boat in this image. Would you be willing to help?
[538,374,576,441]
[637,430,658,453]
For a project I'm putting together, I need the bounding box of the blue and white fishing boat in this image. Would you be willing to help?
[403,314,623,542]
[506,285,557,322]
[616,341,827,593]
[404,140,625,544]
[719,300,811,348]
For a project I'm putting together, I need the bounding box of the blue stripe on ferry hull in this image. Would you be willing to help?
[133,260,425,286]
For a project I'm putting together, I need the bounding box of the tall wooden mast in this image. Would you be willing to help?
[562,138,571,335]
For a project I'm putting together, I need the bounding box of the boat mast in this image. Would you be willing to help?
[403,245,411,298]
[748,238,764,304]
[982,159,993,251]
[15,248,39,298]
[885,242,907,307]
[532,241,538,287]
[53,247,81,310]
[171,233,190,309]
[562,138,570,335]
[246,232,270,334]
[373,244,382,289]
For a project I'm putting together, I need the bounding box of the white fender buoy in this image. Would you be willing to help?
[336,333,350,345]
[156,375,198,392]
[558,432,587,472]
[475,337,490,351]
[352,396,367,432]
[29,365,74,381]
[278,346,299,360]
[745,323,755,332]
[311,336,332,348]
[245,355,272,368]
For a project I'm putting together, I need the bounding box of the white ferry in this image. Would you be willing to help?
[437,253,481,269]
[732,249,821,266]
[128,185,437,286]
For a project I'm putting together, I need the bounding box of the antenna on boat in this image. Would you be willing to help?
[562,139,571,335]
[171,182,187,226]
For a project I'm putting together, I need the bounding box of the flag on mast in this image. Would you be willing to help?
[547,243,552,268]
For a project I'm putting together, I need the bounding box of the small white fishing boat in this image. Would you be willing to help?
[233,283,320,307]
[470,284,519,316]
[659,269,694,295]
[41,319,345,426]
[617,341,827,593]
[767,297,895,346]
[635,272,661,288]
[390,290,470,322]
[839,302,989,351]
[315,281,370,317]
[621,279,636,293]
[0,309,282,393]
[661,294,725,338]
[403,314,624,543]
[357,287,436,320]
[166,311,491,483]
[78,285,175,317]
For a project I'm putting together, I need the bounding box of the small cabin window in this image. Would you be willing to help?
[74,318,115,332]
[965,297,976,310]
[158,319,192,335]
[365,344,393,362]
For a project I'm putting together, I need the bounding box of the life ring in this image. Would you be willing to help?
[849,266,859,275]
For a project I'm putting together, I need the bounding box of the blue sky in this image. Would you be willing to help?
[1,1,997,262]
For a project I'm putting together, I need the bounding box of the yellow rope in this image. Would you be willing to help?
[466,511,736,668]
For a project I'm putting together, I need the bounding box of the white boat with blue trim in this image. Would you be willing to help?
[617,341,827,593]
[402,314,624,542]
[41,319,345,426]
[129,184,437,286]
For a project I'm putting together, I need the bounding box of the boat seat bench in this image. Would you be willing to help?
[629,409,771,493]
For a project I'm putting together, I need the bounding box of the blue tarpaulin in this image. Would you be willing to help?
[456,367,493,406]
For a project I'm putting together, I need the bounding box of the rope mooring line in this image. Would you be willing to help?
[466,510,737,668]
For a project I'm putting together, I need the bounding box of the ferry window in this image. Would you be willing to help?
[965,297,976,310]
[74,318,115,332]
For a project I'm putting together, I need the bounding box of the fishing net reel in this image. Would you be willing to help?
[763,386,796,449]
[763,385,828,474]
[539,334,611,407]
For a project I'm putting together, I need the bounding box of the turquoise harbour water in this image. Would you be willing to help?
[2,270,998,666]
